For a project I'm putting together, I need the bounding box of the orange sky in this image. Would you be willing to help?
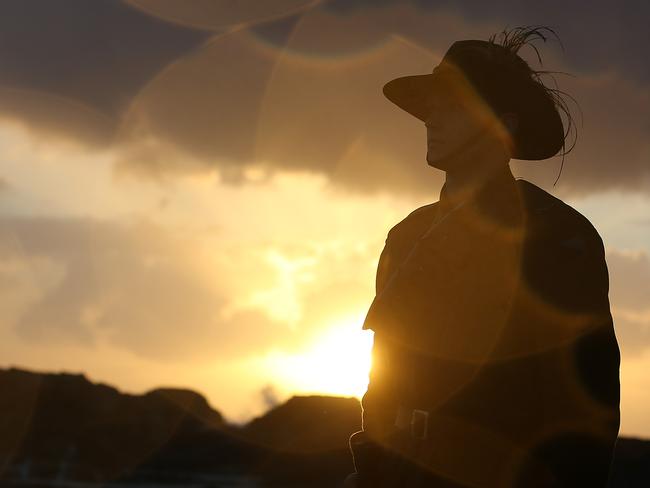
[0,1,649,435]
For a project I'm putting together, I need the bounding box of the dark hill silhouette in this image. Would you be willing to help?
[242,395,361,453]
[0,367,356,486]
[0,367,233,482]
[0,367,647,487]
[608,437,650,487]
[147,387,224,427]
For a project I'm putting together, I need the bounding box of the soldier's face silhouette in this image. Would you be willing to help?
[423,64,510,173]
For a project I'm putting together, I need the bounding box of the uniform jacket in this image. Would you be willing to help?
[357,175,620,487]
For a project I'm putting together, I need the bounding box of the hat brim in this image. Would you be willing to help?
[382,73,565,161]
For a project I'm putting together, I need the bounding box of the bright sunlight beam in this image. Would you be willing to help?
[267,313,374,398]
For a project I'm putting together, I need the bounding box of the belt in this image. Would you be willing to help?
[394,405,431,441]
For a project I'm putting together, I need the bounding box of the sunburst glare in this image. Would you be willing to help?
[266,313,374,398]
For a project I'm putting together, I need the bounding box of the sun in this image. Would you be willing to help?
[267,314,374,399]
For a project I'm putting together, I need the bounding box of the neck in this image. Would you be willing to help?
[438,130,513,204]
[443,164,513,202]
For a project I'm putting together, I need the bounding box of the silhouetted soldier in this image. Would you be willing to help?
[345,27,620,488]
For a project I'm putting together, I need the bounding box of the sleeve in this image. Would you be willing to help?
[361,229,430,333]
[362,230,396,331]
[376,234,394,295]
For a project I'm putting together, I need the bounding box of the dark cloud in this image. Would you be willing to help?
[124,0,317,31]
[514,71,650,198]
[0,0,210,145]
[0,216,287,362]
[323,0,650,82]
[0,1,648,196]
[112,6,467,194]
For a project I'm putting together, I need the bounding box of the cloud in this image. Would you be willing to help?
[0,177,10,192]
[0,1,648,197]
[0,214,381,363]
[0,216,288,362]
[219,239,378,339]
[606,249,650,355]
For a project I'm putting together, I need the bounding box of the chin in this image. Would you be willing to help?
[426,152,451,171]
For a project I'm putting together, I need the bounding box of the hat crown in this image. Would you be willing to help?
[440,40,534,90]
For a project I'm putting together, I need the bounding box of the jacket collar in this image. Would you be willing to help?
[438,166,519,217]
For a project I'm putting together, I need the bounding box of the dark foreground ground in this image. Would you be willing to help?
[1,368,647,487]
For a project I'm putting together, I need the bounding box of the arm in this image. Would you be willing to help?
[360,232,401,438]
[524,225,620,486]
[545,227,620,421]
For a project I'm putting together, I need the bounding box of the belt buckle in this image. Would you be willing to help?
[410,409,429,440]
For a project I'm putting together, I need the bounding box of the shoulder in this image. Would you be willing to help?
[386,201,439,241]
[516,178,604,255]
[515,181,612,316]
